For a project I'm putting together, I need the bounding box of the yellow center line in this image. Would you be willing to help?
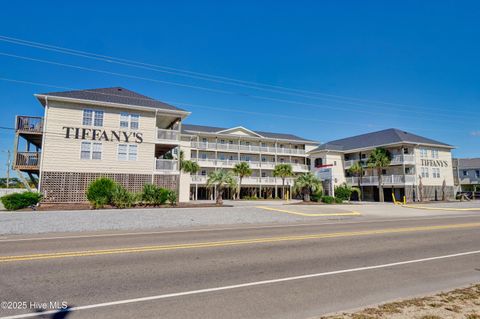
[256,205,362,216]
[1,222,480,263]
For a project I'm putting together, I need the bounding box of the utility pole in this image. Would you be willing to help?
[1,150,11,189]
[6,150,11,189]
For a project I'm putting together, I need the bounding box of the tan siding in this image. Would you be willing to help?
[42,101,156,174]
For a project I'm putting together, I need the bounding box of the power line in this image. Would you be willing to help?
[0,53,472,123]
[0,77,469,133]
[0,34,475,116]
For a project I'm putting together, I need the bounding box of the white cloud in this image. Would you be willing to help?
[471,131,480,137]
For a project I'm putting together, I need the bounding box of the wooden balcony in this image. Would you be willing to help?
[16,116,44,134]
[16,116,44,148]
[14,152,40,171]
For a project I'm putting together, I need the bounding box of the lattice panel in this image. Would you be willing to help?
[405,185,454,202]
[153,175,178,191]
[41,171,178,203]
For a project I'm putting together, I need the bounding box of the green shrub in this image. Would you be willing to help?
[0,192,43,210]
[141,184,169,205]
[334,183,353,201]
[86,178,116,208]
[321,196,335,204]
[334,197,343,204]
[311,189,323,202]
[111,184,137,208]
[166,190,177,206]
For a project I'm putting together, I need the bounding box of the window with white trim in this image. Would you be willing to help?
[80,141,102,160]
[431,149,439,159]
[432,167,440,178]
[118,144,138,161]
[120,112,129,128]
[83,109,104,127]
[128,144,137,160]
[80,141,91,160]
[118,144,128,161]
[419,148,427,158]
[82,109,93,126]
[92,143,102,160]
[421,167,430,178]
[119,112,140,129]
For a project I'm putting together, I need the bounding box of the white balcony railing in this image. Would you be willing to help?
[390,154,415,165]
[192,158,307,171]
[157,128,180,142]
[344,155,415,169]
[155,159,179,171]
[190,175,295,186]
[345,175,415,186]
[190,141,306,155]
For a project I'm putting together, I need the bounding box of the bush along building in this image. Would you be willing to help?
[14,87,456,203]
[309,129,455,202]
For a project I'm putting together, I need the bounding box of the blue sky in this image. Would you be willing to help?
[0,1,479,175]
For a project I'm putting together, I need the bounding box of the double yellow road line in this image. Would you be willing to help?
[256,206,361,217]
[1,222,480,263]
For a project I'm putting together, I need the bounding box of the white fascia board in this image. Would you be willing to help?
[34,94,191,118]
[216,126,264,138]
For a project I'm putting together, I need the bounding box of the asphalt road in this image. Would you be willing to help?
[1,215,480,319]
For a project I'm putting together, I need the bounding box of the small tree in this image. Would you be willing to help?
[86,178,116,208]
[293,172,322,202]
[418,176,424,202]
[442,179,447,201]
[348,161,363,201]
[273,163,294,199]
[181,160,200,175]
[232,162,252,199]
[367,148,391,202]
[207,170,237,205]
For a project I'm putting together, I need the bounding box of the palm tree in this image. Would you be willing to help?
[293,172,323,202]
[207,170,237,205]
[181,160,200,175]
[348,161,363,201]
[273,163,294,199]
[367,148,391,202]
[232,162,252,199]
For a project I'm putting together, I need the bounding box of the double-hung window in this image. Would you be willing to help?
[476,170,480,178]
[83,109,104,126]
[83,109,93,126]
[432,168,440,178]
[81,141,102,160]
[431,149,439,159]
[120,112,140,129]
[421,167,429,178]
[118,144,138,161]
[120,112,129,128]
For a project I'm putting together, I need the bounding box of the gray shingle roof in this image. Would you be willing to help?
[182,124,316,142]
[36,87,186,112]
[456,158,480,169]
[311,128,452,152]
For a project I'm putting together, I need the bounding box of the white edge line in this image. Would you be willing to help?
[1,214,479,243]
[1,250,479,319]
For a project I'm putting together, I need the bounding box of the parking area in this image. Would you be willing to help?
[0,200,479,236]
